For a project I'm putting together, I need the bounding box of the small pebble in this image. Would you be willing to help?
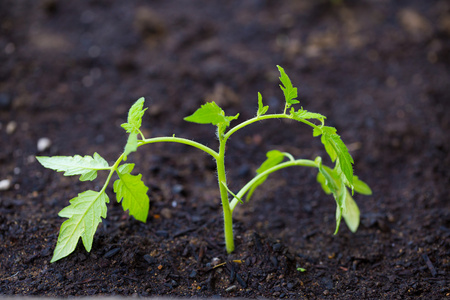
[0,179,11,191]
[104,247,120,258]
[37,137,52,152]
[211,257,221,267]
[189,270,197,278]
[160,208,172,219]
[6,121,17,134]
[225,285,237,292]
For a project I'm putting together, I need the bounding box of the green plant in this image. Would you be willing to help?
[37,66,372,263]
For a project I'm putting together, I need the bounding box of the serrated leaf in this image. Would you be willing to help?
[277,65,299,107]
[114,169,149,222]
[184,102,239,128]
[121,97,147,134]
[290,108,326,123]
[257,92,269,117]
[246,150,285,201]
[36,153,109,181]
[317,126,354,187]
[353,176,372,195]
[51,190,109,262]
[342,192,360,232]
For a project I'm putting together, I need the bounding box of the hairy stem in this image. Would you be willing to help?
[216,134,235,254]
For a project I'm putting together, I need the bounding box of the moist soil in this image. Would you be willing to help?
[1,0,449,298]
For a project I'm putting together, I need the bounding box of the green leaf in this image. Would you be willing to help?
[277,65,299,107]
[36,153,109,181]
[316,126,354,188]
[246,150,285,201]
[257,92,269,117]
[333,181,347,234]
[114,166,149,222]
[316,159,339,195]
[353,176,372,195]
[342,192,360,232]
[184,101,239,128]
[121,97,147,134]
[290,108,326,124]
[123,133,138,160]
[51,190,109,262]
[317,172,331,195]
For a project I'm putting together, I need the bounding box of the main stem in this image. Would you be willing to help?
[217,130,235,254]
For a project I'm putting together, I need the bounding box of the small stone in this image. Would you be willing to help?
[0,179,11,191]
[160,208,172,219]
[6,121,17,134]
[272,243,282,252]
[225,285,237,292]
[211,257,221,267]
[323,290,330,295]
[37,137,52,152]
[104,247,120,258]
[189,270,197,278]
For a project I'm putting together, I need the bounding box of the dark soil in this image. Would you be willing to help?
[1,0,449,298]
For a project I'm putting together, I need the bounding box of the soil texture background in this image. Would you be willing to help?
[1,0,449,298]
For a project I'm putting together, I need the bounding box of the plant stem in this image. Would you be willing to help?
[138,137,219,159]
[224,114,320,140]
[229,159,318,212]
[101,153,125,194]
[216,131,235,254]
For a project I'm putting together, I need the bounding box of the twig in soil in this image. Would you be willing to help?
[3,271,19,280]
[421,253,437,277]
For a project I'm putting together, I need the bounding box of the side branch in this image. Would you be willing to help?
[138,137,219,159]
[229,159,318,212]
[224,114,320,141]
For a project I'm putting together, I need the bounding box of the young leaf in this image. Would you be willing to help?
[123,132,138,160]
[36,153,109,181]
[290,108,326,124]
[257,92,269,117]
[113,165,150,222]
[246,150,285,201]
[333,181,347,234]
[51,190,109,262]
[342,192,360,232]
[121,97,147,134]
[353,176,372,195]
[277,65,299,107]
[184,101,239,127]
[316,126,354,188]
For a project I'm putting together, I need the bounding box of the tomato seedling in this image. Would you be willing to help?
[37,66,372,262]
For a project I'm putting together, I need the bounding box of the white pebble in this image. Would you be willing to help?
[37,137,52,152]
[6,121,17,134]
[0,179,11,191]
